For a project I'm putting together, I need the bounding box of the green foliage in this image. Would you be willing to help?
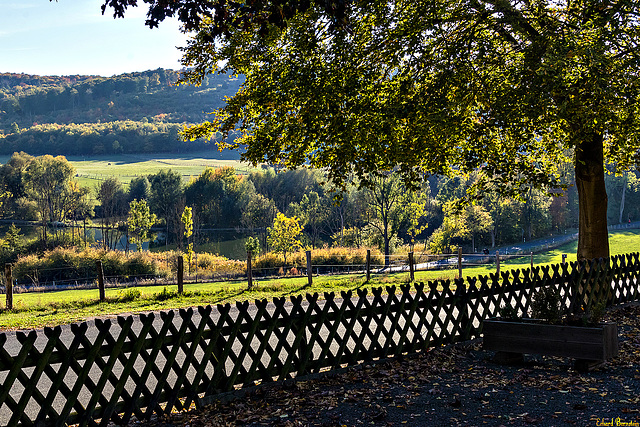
[128,176,151,201]
[406,196,429,251]
[364,174,416,265]
[181,206,194,268]
[154,287,178,301]
[498,305,520,321]
[0,70,242,156]
[4,223,22,253]
[23,155,76,223]
[117,288,142,302]
[171,0,640,262]
[245,236,260,255]
[531,287,564,324]
[331,227,364,248]
[182,206,193,240]
[589,301,606,325]
[128,199,157,251]
[184,166,252,228]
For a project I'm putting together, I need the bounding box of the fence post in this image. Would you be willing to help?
[496,251,500,275]
[530,252,534,278]
[5,264,12,310]
[177,255,184,294]
[562,253,567,265]
[458,246,463,279]
[366,249,371,282]
[408,251,414,282]
[247,251,253,290]
[306,250,313,286]
[96,260,105,302]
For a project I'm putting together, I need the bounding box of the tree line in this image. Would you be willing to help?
[1,151,639,265]
[0,69,242,156]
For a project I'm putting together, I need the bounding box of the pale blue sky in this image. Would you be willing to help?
[0,0,189,76]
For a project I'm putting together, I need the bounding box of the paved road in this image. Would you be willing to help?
[3,295,449,425]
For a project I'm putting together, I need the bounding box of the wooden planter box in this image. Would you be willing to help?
[483,319,619,371]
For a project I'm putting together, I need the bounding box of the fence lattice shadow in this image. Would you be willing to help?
[1,254,639,426]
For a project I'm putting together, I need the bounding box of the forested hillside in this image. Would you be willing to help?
[0,69,242,156]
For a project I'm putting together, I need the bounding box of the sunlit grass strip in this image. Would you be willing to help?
[1,229,638,330]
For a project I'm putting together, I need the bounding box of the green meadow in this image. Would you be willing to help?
[1,229,638,330]
[69,152,255,189]
[0,151,255,190]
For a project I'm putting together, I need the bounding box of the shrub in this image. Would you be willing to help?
[12,247,164,285]
[117,288,142,302]
[531,286,564,323]
[154,287,177,301]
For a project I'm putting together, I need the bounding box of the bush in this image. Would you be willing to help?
[191,252,244,274]
[253,247,383,271]
[117,288,142,302]
[11,247,164,285]
[154,287,177,301]
[531,286,564,323]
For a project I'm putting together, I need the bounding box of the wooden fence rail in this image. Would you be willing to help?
[1,253,639,426]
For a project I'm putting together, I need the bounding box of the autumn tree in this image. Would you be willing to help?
[267,213,303,265]
[103,0,640,263]
[181,205,194,270]
[128,199,157,251]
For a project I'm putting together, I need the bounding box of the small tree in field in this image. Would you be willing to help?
[267,213,302,265]
[181,206,194,272]
[245,236,260,257]
[128,199,157,252]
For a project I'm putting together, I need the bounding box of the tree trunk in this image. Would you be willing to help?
[575,134,610,262]
[383,230,390,268]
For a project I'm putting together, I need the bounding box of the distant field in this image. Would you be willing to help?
[0,151,257,189]
[70,151,256,188]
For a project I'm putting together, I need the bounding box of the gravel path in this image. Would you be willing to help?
[117,304,640,427]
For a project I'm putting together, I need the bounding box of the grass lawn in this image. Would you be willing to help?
[1,229,638,330]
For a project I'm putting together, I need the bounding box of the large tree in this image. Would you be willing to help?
[103,0,640,261]
[23,155,78,243]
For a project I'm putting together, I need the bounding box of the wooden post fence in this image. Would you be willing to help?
[458,247,463,278]
[306,250,313,286]
[5,264,12,310]
[408,252,414,282]
[496,251,500,275]
[177,255,184,294]
[247,251,253,290]
[1,253,640,425]
[530,252,534,276]
[366,249,371,282]
[96,260,105,302]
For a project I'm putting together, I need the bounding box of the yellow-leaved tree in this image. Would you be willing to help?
[267,213,302,265]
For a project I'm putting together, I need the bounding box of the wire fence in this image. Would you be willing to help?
[0,248,574,301]
[2,220,639,299]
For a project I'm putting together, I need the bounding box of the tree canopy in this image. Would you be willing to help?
[102,0,640,261]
